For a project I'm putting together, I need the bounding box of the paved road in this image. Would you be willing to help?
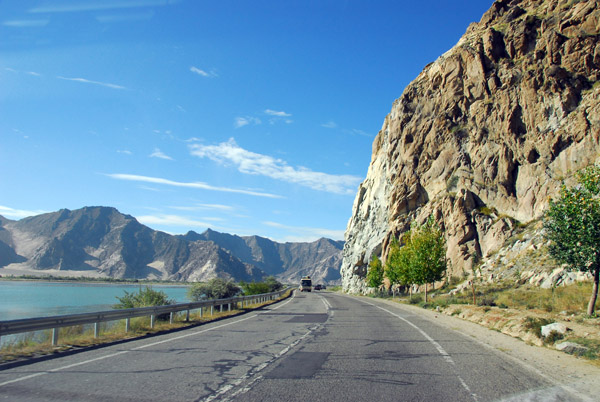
[0,291,584,401]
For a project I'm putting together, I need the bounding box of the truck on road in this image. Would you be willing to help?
[299,276,312,292]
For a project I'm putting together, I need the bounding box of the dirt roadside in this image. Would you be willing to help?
[372,298,600,401]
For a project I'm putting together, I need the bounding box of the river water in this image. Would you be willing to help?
[0,281,190,321]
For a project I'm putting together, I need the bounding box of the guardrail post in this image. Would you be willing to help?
[125,318,130,333]
[186,309,190,322]
[94,322,100,338]
[210,306,213,316]
[169,312,174,324]
[52,328,59,346]
[200,307,203,318]
[219,304,223,313]
[150,315,155,329]
[227,303,231,312]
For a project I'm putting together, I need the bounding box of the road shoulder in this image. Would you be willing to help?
[350,295,600,401]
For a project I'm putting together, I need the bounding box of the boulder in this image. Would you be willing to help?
[541,322,568,338]
[555,341,589,355]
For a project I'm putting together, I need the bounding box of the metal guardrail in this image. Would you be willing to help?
[0,288,291,345]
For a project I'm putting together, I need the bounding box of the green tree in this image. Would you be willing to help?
[385,218,447,302]
[385,236,415,297]
[366,255,384,289]
[187,278,240,301]
[409,218,447,302]
[544,166,600,316]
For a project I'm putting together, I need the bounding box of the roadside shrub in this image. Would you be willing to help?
[114,286,174,309]
[523,317,552,338]
[240,276,283,295]
[544,331,564,345]
[114,286,175,321]
[409,294,423,304]
[188,278,240,301]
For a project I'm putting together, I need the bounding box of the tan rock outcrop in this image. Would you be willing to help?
[342,0,600,293]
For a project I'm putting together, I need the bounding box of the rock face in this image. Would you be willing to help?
[0,206,343,283]
[182,229,343,284]
[342,0,600,293]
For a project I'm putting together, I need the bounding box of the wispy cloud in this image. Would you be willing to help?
[26,71,42,76]
[117,149,132,155]
[263,221,344,241]
[106,173,283,198]
[265,109,291,117]
[189,138,362,195]
[321,121,338,129]
[149,148,174,160]
[190,66,218,78]
[234,116,261,128]
[171,204,235,212]
[342,128,372,137]
[57,76,127,90]
[29,0,179,13]
[136,214,214,229]
[0,205,48,220]
[96,11,154,23]
[3,19,49,27]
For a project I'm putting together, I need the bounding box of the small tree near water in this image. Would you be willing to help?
[544,166,600,316]
[113,286,175,320]
[187,277,240,301]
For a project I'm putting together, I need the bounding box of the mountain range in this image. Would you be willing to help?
[0,206,343,284]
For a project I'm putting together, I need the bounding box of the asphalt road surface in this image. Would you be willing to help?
[0,291,587,401]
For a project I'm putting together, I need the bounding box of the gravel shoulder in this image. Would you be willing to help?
[362,296,600,401]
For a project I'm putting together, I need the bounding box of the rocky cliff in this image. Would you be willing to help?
[342,0,600,293]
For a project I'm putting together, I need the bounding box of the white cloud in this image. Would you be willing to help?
[263,221,344,241]
[29,0,178,13]
[234,116,261,128]
[189,138,362,195]
[149,148,173,160]
[26,71,41,76]
[321,121,337,129]
[117,149,132,155]
[190,66,217,78]
[0,205,47,220]
[136,214,213,229]
[106,173,283,198]
[96,11,154,23]
[57,76,127,90]
[3,19,49,27]
[265,109,291,117]
[171,204,235,212]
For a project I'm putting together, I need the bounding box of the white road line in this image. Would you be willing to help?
[0,313,259,388]
[357,298,479,402]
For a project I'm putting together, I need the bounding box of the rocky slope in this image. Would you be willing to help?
[342,0,600,293]
[182,229,343,284]
[0,206,343,283]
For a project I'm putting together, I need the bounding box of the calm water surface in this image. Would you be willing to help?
[0,281,190,321]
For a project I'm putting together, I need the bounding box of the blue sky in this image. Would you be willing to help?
[0,0,492,242]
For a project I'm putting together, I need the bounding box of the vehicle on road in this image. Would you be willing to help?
[300,276,312,292]
[314,284,322,290]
